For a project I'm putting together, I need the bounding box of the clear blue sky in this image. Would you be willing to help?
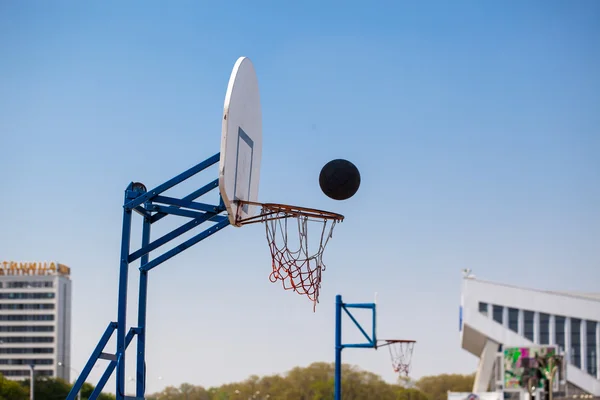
[1,0,599,395]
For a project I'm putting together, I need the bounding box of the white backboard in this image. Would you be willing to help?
[219,57,262,226]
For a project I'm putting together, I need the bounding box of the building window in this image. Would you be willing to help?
[4,281,54,289]
[479,302,488,316]
[539,313,550,345]
[0,369,53,377]
[493,305,503,324]
[555,316,566,352]
[586,321,597,377]
[0,359,54,365]
[508,308,519,333]
[0,325,54,332]
[0,303,55,310]
[0,292,55,299]
[0,314,54,321]
[0,348,54,354]
[524,310,534,341]
[0,337,54,343]
[570,318,581,368]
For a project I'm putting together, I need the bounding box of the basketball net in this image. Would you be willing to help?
[382,340,415,376]
[236,202,344,310]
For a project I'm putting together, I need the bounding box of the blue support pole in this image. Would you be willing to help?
[334,295,342,400]
[72,154,230,400]
[373,301,377,346]
[136,215,151,398]
[116,184,137,400]
[334,294,377,400]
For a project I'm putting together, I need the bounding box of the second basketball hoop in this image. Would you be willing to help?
[378,339,416,376]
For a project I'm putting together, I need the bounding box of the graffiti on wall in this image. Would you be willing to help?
[503,346,559,390]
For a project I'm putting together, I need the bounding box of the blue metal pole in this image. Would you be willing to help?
[69,157,227,400]
[116,188,134,400]
[335,294,342,400]
[372,302,377,346]
[136,215,151,398]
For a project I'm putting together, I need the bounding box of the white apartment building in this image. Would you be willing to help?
[460,274,600,398]
[0,261,72,381]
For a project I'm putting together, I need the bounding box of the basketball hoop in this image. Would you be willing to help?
[235,201,344,310]
[378,340,416,376]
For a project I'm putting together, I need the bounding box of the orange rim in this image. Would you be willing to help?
[234,200,345,225]
[377,339,416,349]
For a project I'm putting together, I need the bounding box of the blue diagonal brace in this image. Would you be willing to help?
[88,328,138,400]
[133,206,152,218]
[150,204,223,220]
[66,322,117,400]
[128,212,222,264]
[124,153,219,210]
[151,179,220,224]
[152,195,220,213]
[342,306,374,346]
[140,218,230,272]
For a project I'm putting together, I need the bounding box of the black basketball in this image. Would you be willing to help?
[319,159,361,201]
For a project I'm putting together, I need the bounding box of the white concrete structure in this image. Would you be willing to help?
[460,275,600,397]
[0,261,72,381]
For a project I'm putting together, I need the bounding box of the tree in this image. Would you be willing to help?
[0,373,115,400]
[0,376,28,400]
[15,375,116,400]
[143,363,476,400]
[147,383,209,400]
[397,387,430,400]
[416,373,475,400]
[23,376,71,400]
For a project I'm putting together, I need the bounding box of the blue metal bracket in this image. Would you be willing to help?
[67,153,231,400]
[334,294,377,400]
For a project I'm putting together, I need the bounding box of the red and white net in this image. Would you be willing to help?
[236,202,343,311]
[387,341,415,376]
[264,210,339,310]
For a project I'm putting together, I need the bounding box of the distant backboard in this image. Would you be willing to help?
[219,56,262,226]
[503,346,564,391]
